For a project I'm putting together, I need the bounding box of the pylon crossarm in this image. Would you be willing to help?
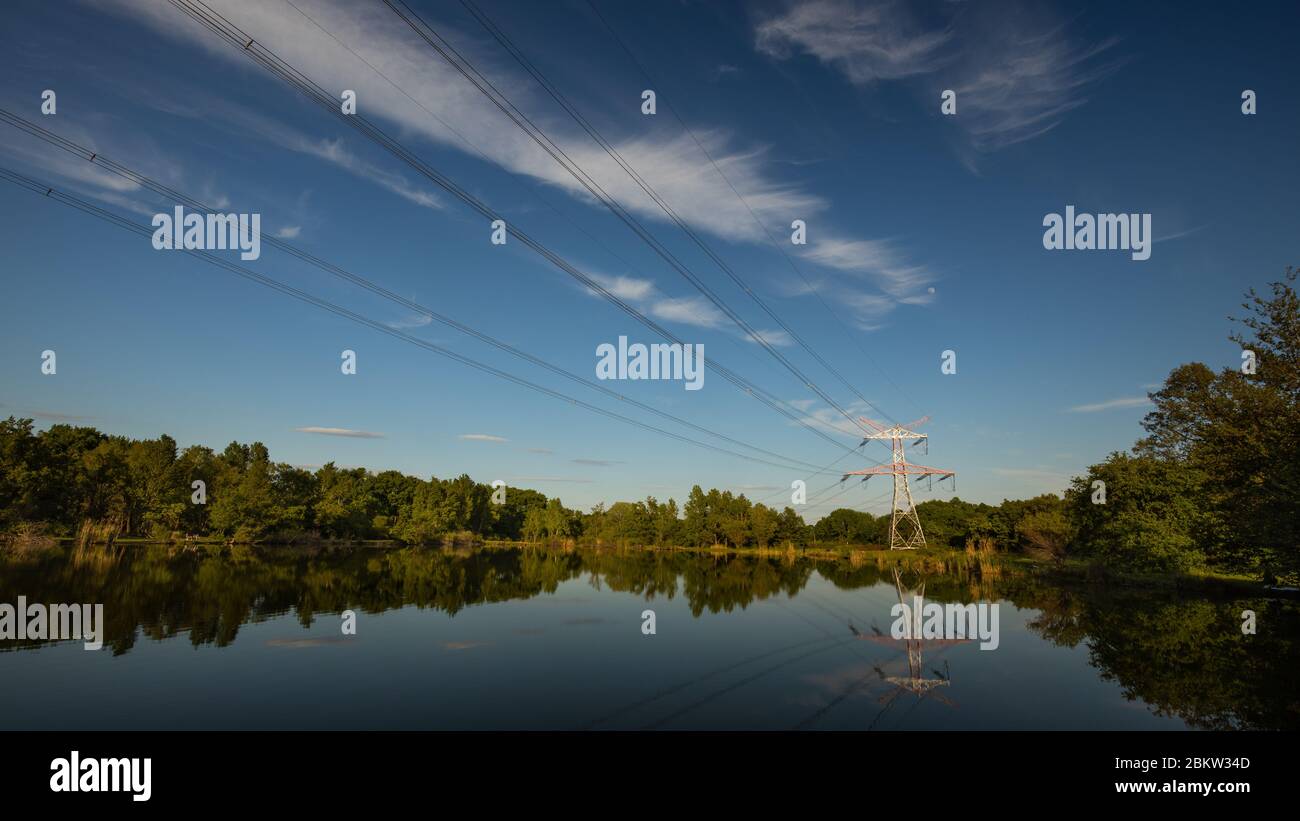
[903,462,954,474]
[844,465,954,476]
[857,416,889,432]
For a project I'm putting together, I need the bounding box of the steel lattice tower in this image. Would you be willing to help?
[842,416,954,549]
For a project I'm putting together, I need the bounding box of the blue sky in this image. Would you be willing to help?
[1,0,1297,519]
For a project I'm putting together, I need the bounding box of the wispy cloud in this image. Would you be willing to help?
[96,0,908,305]
[296,426,385,438]
[306,136,443,209]
[524,447,553,455]
[1067,397,1151,413]
[592,274,656,302]
[459,433,508,443]
[1154,224,1210,244]
[710,63,741,81]
[274,225,301,239]
[507,475,594,484]
[794,235,934,326]
[754,0,1121,160]
[119,74,446,212]
[789,398,879,438]
[755,0,951,83]
[584,270,797,344]
[747,328,793,347]
[0,123,160,216]
[647,294,726,330]
[951,18,1123,154]
[23,410,95,422]
[385,312,433,329]
[572,458,624,467]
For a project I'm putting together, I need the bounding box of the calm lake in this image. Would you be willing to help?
[1,543,1296,730]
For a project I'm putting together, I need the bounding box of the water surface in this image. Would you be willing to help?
[1,544,1296,730]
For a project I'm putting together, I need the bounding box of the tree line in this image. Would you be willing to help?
[2,268,1296,580]
[0,424,574,545]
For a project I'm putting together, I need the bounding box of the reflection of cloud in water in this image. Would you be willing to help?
[563,617,607,626]
[441,641,492,651]
[265,637,354,648]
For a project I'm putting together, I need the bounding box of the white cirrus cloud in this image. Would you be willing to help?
[754,0,1122,159]
[296,426,385,438]
[1067,397,1151,413]
[385,312,433,329]
[94,0,920,315]
[755,0,952,83]
[583,269,799,345]
[459,433,509,443]
[951,18,1122,154]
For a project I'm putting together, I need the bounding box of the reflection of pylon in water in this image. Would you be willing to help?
[841,416,955,549]
[874,568,953,708]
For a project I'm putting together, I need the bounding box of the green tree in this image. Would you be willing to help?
[750,504,778,548]
[1067,453,1207,572]
[1131,267,1300,576]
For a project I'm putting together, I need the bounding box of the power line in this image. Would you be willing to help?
[456,0,901,428]
[0,164,850,477]
[581,0,925,422]
[279,0,808,419]
[0,108,860,478]
[749,446,863,506]
[164,0,869,461]
[381,0,880,438]
[278,0,674,310]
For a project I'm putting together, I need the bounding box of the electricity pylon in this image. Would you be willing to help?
[841,416,954,549]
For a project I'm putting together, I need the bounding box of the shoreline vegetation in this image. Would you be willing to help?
[3,269,1297,588]
[4,533,1282,599]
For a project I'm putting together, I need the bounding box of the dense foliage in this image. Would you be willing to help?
[1066,268,1300,578]
[0,421,1061,551]
[3,269,1295,578]
[0,425,562,544]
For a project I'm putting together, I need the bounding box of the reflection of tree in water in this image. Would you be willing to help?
[1008,579,1300,730]
[0,545,812,653]
[2,545,1297,729]
[813,552,1004,604]
[815,557,1300,730]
